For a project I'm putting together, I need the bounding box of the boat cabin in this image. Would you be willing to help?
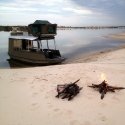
[28,20,57,37]
[8,35,64,65]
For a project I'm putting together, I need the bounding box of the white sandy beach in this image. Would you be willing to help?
[0,33,125,125]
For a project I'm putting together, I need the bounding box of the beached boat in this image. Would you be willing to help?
[8,20,64,65]
[8,35,65,65]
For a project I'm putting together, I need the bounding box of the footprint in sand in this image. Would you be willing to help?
[59,110,73,118]
[67,110,73,114]
[47,103,53,108]
[45,95,49,99]
[70,120,91,125]
[32,103,38,106]
[100,116,107,121]
[30,103,40,110]
[70,120,80,125]
[31,85,35,89]
[53,108,60,112]
[112,95,120,101]
[20,77,27,81]
[42,79,48,81]
[83,121,91,125]
[99,115,107,122]
[86,96,93,99]
[100,102,107,107]
[40,89,44,92]
[32,92,39,97]
[40,85,45,89]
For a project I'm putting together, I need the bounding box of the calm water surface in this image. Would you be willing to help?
[0,29,125,68]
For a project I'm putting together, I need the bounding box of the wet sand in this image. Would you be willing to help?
[107,32,125,40]
[0,32,125,125]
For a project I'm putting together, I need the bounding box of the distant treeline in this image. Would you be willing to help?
[58,26,125,29]
[0,25,125,31]
[0,26,28,31]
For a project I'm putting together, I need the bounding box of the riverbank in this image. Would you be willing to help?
[63,45,125,64]
[64,32,125,64]
[0,33,125,125]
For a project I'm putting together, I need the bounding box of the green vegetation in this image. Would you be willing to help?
[0,26,28,31]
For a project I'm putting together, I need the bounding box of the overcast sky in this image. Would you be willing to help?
[0,0,125,26]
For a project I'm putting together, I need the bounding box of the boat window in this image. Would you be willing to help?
[32,41,38,48]
[22,40,28,50]
[13,39,22,51]
[21,40,32,50]
[42,39,56,50]
[28,41,33,49]
[32,26,39,34]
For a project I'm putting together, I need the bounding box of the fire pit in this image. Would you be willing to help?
[88,80,125,99]
[56,79,82,101]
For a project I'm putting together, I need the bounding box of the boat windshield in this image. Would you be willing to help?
[27,38,57,53]
[40,39,56,50]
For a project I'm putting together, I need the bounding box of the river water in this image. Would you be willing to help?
[0,29,125,68]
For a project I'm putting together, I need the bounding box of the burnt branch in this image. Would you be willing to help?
[88,80,125,99]
[56,79,82,101]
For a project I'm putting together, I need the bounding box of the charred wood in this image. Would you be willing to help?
[88,80,125,99]
[56,79,82,101]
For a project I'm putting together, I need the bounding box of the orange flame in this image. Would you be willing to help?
[100,73,107,81]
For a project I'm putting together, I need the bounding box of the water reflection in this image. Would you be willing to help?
[0,59,34,69]
[7,59,38,68]
[56,29,125,56]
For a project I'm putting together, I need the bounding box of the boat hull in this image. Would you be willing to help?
[8,52,65,65]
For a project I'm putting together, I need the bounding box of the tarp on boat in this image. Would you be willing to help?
[9,36,37,41]
[28,20,57,37]
[33,20,51,25]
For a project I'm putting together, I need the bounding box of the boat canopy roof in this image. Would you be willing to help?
[9,36,37,41]
[9,35,55,41]
[33,20,51,25]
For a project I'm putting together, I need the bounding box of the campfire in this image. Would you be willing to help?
[56,79,82,101]
[88,73,125,99]
[55,73,125,100]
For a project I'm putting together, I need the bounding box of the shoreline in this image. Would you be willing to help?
[63,32,125,64]
[63,45,125,64]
